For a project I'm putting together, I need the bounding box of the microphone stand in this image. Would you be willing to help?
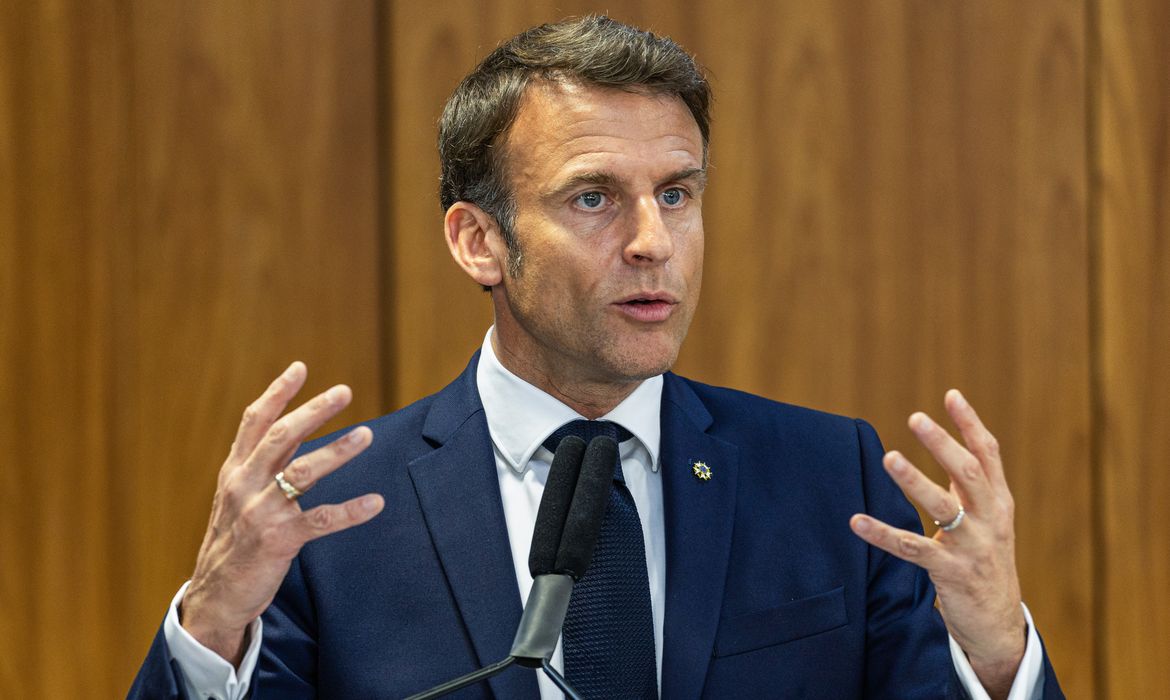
[401,657,517,700]
[540,659,582,700]
[405,435,617,700]
[400,658,581,700]
[402,569,584,700]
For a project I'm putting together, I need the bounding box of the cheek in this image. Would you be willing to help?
[510,246,592,309]
[675,222,705,281]
[668,207,703,249]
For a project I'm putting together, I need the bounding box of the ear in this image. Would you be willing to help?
[445,201,505,287]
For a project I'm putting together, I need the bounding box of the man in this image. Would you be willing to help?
[131,16,1062,699]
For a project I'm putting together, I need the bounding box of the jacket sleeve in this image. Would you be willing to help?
[126,623,190,700]
[253,551,318,697]
[854,418,967,699]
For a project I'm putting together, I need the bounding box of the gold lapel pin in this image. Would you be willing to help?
[691,460,712,481]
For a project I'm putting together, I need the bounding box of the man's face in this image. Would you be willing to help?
[489,81,706,390]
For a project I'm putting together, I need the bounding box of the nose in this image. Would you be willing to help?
[623,195,674,265]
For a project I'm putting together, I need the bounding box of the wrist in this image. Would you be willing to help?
[179,592,251,667]
[965,626,1026,700]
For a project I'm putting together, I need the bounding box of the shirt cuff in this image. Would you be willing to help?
[948,602,1045,700]
[162,581,264,700]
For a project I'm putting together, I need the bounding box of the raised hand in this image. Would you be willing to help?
[180,362,384,665]
[849,389,1025,699]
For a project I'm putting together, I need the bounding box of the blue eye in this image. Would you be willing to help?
[576,191,606,209]
[660,188,685,206]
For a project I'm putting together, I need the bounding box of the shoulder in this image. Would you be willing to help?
[295,388,454,507]
[298,353,483,498]
[663,373,886,495]
[307,391,438,457]
[666,373,872,448]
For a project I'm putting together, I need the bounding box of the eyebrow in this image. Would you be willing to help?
[669,167,708,190]
[542,167,708,201]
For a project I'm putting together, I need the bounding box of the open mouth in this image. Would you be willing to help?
[615,297,676,322]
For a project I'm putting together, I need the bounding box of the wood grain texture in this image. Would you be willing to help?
[0,1,381,696]
[117,3,382,692]
[1097,0,1170,695]
[0,2,132,695]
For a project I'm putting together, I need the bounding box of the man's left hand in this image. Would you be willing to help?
[849,389,1026,700]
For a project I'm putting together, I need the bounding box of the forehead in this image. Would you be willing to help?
[503,81,704,189]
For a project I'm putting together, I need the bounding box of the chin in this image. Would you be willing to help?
[602,341,681,382]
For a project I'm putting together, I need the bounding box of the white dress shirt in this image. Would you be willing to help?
[476,328,666,698]
[164,326,1044,699]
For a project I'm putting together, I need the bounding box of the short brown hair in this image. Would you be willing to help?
[438,16,711,257]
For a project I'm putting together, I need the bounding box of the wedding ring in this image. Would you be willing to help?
[934,505,965,532]
[274,471,304,501]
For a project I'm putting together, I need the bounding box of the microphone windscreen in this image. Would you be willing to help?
[528,435,586,577]
[554,436,616,579]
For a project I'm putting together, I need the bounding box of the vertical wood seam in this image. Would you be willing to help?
[375,0,395,412]
[1084,0,1107,696]
[109,0,137,685]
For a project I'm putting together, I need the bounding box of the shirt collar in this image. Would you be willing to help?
[476,326,663,475]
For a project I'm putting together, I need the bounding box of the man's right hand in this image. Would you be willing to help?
[179,361,384,666]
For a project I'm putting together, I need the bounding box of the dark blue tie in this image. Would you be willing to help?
[543,420,658,700]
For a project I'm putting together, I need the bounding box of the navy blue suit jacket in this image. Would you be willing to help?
[131,354,1062,698]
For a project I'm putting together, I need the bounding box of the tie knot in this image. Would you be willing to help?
[542,419,632,455]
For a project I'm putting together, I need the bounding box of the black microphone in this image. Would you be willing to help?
[529,435,586,577]
[509,436,616,667]
[553,436,616,578]
[405,434,614,700]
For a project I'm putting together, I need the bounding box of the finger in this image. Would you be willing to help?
[277,427,373,496]
[247,384,353,477]
[230,362,307,462]
[294,494,385,544]
[849,514,948,569]
[945,389,1008,492]
[908,411,993,508]
[882,451,963,529]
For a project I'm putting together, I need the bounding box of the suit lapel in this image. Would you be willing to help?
[659,374,740,700]
[407,354,538,699]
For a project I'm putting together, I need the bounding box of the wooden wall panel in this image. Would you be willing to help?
[116,2,383,692]
[0,3,133,695]
[1098,0,1170,695]
[0,2,381,696]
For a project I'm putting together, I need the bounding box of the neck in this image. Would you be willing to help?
[490,330,640,419]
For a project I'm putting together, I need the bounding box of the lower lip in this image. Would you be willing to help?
[616,300,676,323]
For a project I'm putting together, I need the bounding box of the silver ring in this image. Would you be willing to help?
[934,505,965,532]
[274,471,304,501]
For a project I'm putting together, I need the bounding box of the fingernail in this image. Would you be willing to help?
[284,362,301,378]
[888,457,906,474]
[326,385,347,403]
[951,389,968,408]
[360,494,381,512]
[853,516,871,533]
[346,428,366,444]
[910,413,934,433]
